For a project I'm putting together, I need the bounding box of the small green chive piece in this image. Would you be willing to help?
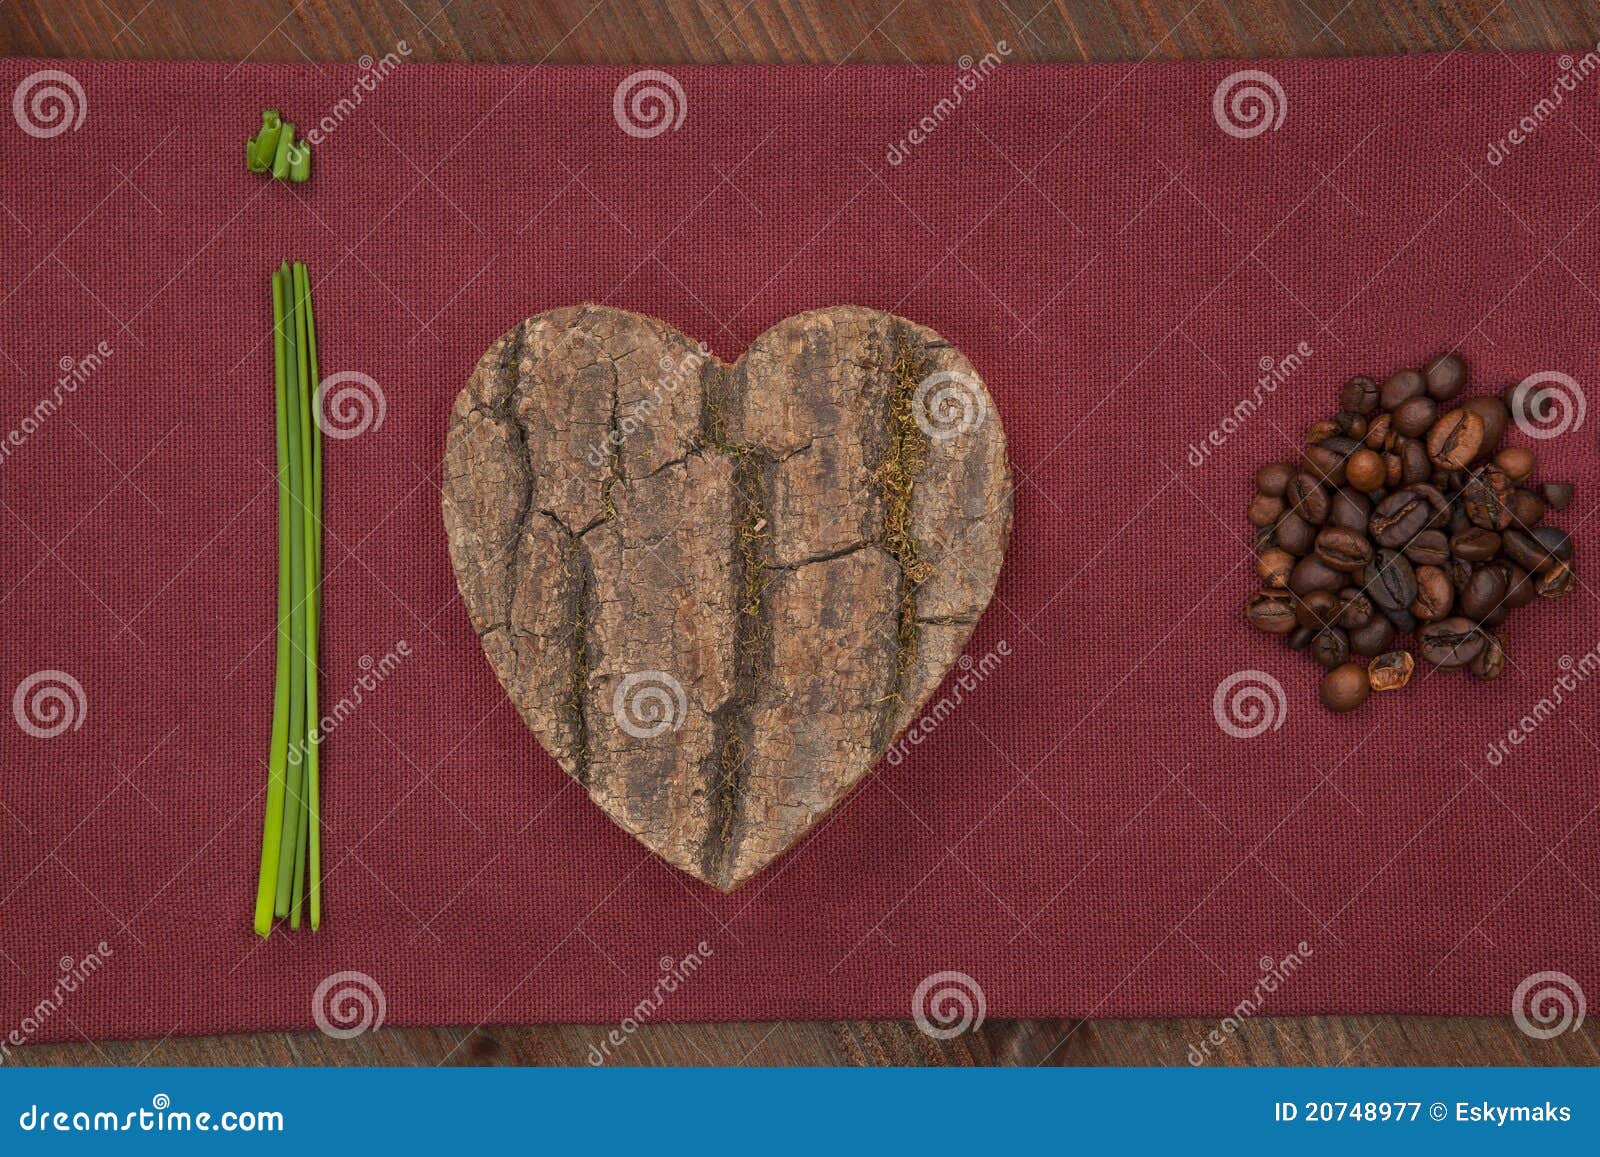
[288,138,311,183]
[251,126,282,172]
[247,135,264,172]
[271,122,297,180]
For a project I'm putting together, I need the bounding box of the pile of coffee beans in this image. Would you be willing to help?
[1245,353,1576,713]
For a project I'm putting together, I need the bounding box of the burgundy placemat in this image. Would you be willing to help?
[2,54,1597,1046]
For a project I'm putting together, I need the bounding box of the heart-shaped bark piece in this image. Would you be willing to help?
[443,305,1011,889]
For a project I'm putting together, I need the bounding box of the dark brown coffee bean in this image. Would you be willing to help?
[1530,525,1573,564]
[1315,525,1373,573]
[1382,451,1403,488]
[1500,563,1535,609]
[1368,650,1415,692]
[1336,586,1374,629]
[1458,466,1513,530]
[1426,408,1485,470]
[1399,437,1432,484]
[1424,352,1467,400]
[1312,627,1351,669]
[1380,369,1426,410]
[1341,375,1380,415]
[1247,589,1298,634]
[1404,530,1450,567]
[1274,510,1315,556]
[1344,448,1385,492]
[1509,488,1546,528]
[1364,549,1417,613]
[1450,527,1501,562]
[1481,604,1509,628]
[1332,411,1369,440]
[1494,446,1535,481]
[1249,491,1285,527]
[1369,488,1431,548]
[1295,588,1342,630]
[1305,419,1339,444]
[1290,555,1346,596]
[1349,614,1396,657]
[1255,524,1278,552]
[1327,487,1373,531]
[1364,411,1393,449]
[1470,634,1505,681]
[1320,662,1370,712]
[1286,625,1316,651]
[1536,560,1574,598]
[1417,617,1486,668]
[1256,547,1295,588]
[1286,473,1330,524]
[1256,461,1296,497]
[1502,528,1564,573]
[1543,482,1574,510]
[1460,565,1507,620]
[1462,395,1508,453]
[1302,438,1356,487]
[1446,556,1474,593]
[1411,564,1454,622]
[1392,395,1439,437]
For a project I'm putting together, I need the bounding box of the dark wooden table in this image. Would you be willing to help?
[5,0,1598,1067]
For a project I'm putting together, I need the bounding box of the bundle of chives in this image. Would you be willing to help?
[254,262,323,937]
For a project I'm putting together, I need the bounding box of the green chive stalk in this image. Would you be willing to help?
[273,263,308,914]
[298,262,324,930]
[289,263,321,931]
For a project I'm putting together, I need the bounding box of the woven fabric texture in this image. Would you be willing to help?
[1,56,1597,1042]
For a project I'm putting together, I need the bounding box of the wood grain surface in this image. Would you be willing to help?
[4,0,1598,1067]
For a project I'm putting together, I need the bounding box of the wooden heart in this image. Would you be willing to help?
[443,306,1012,889]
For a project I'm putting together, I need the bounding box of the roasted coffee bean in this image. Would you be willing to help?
[1509,488,1546,528]
[1295,588,1341,630]
[1502,528,1563,573]
[1256,547,1295,589]
[1349,614,1397,657]
[1305,418,1339,444]
[1494,446,1535,481]
[1274,510,1316,556]
[1364,411,1393,449]
[1424,352,1468,400]
[1256,461,1296,497]
[1460,565,1507,620]
[1425,408,1485,469]
[1341,374,1380,415]
[1537,560,1574,598]
[1248,491,1285,527]
[1302,438,1357,487]
[1481,604,1509,629]
[1332,411,1368,440]
[1247,588,1298,634]
[1392,394,1439,437]
[1411,564,1454,622]
[1417,617,1486,668]
[1368,650,1415,692]
[1399,437,1432,484]
[1369,488,1431,548]
[1471,634,1505,681]
[1462,395,1508,452]
[1344,448,1386,492]
[1382,451,1403,488]
[1451,527,1501,562]
[1543,481,1574,510]
[1328,487,1373,531]
[1501,563,1535,609]
[1320,662,1370,712]
[1290,555,1346,596]
[1530,525,1573,564]
[1365,549,1418,612]
[1285,473,1330,524]
[1446,556,1474,593]
[1312,627,1351,669]
[1314,525,1373,573]
[1461,465,1514,530]
[1286,625,1316,651]
[1385,606,1419,633]
[1380,368,1426,410]
[1336,586,1374,630]
[1404,529,1450,567]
